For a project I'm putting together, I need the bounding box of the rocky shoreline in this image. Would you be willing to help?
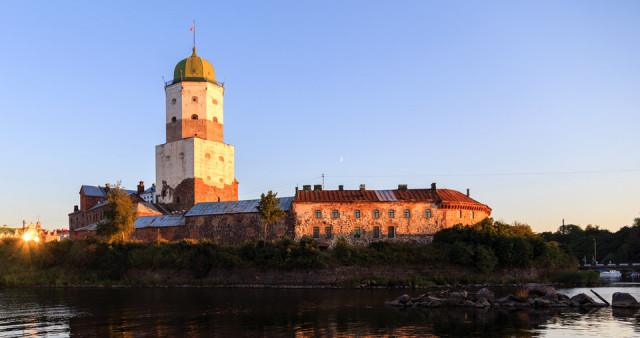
[385,283,640,309]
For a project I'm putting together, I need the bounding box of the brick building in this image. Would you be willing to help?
[291,183,491,246]
[68,182,164,233]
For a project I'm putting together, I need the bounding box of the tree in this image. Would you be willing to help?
[256,190,285,242]
[97,183,137,243]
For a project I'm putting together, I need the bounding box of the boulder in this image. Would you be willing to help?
[496,295,511,304]
[476,288,495,301]
[612,292,640,308]
[411,294,426,303]
[463,300,476,307]
[426,297,443,307]
[570,293,595,305]
[523,283,556,297]
[395,294,411,304]
[450,291,468,299]
[475,298,491,308]
[534,298,552,307]
[557,293,570,301]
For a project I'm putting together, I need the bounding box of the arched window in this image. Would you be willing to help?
[191,96,198,102]
[457,210,462,218]
[471,211,475,219]
[171,116,177,122]
[403,209,410,218]
[388,209,395,218]
[213,117,218,123]
[191,114,198,120]
[171,98,176,104]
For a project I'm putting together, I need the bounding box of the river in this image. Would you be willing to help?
[2,280,640,337]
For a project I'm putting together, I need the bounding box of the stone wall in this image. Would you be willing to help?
[173,211,296,245]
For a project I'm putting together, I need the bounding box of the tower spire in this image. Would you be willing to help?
[193,20,196,53]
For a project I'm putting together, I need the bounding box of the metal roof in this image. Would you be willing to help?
[81,185,137,197]
[135,214,185,228]
[186,197,293,217]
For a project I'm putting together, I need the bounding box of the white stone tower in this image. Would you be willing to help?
[156,47,238,211]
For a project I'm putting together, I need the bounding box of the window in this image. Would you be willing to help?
[388,209,395,218]
[425,209,432,218]
[313,227,319,238]
[171,98,177,104]
[332,210,339,218]
[325,227,332,239]
[373,226,380,239]
[388,226,395,238]
[171,116,177,122]
[354,227,361,238]
[191,96,198,102]
[373,210,380,218]
[457,210,462,218]
[314,210,322,218]
[471,211,475,219]
[354,210,361,218]
[176,196,181,204]
[403,209,410,218]
[191,114,198,120]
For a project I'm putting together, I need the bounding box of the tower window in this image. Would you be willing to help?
[213,117,218,123]
[191,114,198,120]
[171,116,177,122]
[171,98,176,104]
[191,96,198,102]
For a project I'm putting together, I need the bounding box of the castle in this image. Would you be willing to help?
[70,46,491,245]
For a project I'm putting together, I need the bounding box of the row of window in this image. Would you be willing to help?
[312,226,395,239]
[315,209,433,219]
[314,209,475,219]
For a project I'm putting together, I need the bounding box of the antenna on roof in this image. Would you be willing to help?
[322,173,325,189]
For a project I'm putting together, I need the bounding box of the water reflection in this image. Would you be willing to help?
[1,287,640,337]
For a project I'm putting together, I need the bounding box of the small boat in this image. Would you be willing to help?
[599,270,621,277]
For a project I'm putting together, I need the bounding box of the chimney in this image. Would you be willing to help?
[431,182,436,191]
[104,183,111,194]
[338,185,344,191]
[295,186,299,196]
[359,184,366,191]
[313,184,323,191]
[398,184,408,191]
[74,205,79,212]
[137,181,145,195]
[466,189,470,197]
[303,185,311,191]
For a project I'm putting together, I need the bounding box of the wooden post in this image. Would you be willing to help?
[590,289,610,306]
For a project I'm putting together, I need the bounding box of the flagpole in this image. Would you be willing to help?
[193,20,196,49]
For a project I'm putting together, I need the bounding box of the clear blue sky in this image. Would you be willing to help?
[0,1,638,232]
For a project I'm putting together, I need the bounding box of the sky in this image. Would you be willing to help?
[0,1,638,232]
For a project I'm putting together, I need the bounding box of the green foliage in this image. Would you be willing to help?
[552,270,599,285]
[541,217,640,264]
[96,183,137,243]
[433,218,575,271]
[256,190,286,241]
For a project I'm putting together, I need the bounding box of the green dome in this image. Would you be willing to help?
[173,47,216,83]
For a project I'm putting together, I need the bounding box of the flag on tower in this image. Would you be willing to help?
[190,24,194,31]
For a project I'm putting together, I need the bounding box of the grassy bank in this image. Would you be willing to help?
[0,231,588,287]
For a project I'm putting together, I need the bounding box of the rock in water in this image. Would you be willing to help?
[395,294,411,304]
[570,293,595,305]
[476,288,495,301]
[523,283,556,297]
[612,292,640,308]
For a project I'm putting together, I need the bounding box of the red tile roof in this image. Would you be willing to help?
[294,188,490,212]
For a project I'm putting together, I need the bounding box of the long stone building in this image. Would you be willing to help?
[69,45,492,245]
